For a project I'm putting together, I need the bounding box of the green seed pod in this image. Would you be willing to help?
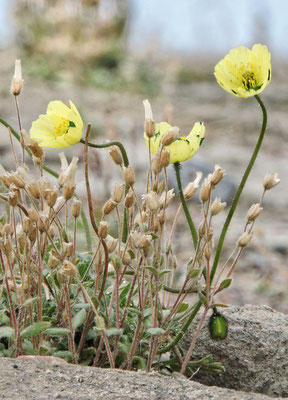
[209,310,228,340]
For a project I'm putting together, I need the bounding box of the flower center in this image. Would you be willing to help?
[54,117,70,137]
[242,71,257,90]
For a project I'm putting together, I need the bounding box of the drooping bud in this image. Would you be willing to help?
[161,126,179,146]
[184,172,202,200]
[109,146,122,166]
[237,231,253,247]
[263,173,280,190]
[211,198,226,216]
[123,165,135,186]
[11,59,23,96]
[247,203,263,222]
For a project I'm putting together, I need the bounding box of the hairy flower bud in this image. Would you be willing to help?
[109,146,122,166]
[263,173,280,190]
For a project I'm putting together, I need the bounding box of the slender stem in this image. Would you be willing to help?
[210,94,267,283]
[173,162,198,249]
[158,300,202,354]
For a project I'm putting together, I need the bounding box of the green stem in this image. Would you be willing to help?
[158,300,201,354]
[210,94,267,283]
[174,162,198,249]
[0,118,91,250]
[80,138,130,243]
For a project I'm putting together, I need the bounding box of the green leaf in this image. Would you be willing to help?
[198,291,208,306]
[176,303,189,314]
[127,249,136,260]
[147,327,165,336]
[0,326,15,339]
[187,268,201,279]
[20,322,51,338]
[133,356,146,370]
[105,328,123,337]
[45,328,71,336]
[72,309,86,330]
[159,269,171,277]
[144,266,158,276]
[22,297,39,308]
[218,278,232,291]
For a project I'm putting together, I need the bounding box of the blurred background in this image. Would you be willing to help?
[0,0,287,312]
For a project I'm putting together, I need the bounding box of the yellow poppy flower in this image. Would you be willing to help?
[144,121,205,164]
[214,44,271,98]
[30,100,83,148]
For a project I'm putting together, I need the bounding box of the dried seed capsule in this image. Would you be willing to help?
[99,221,109,239]
[11,59,23,96]
[124,188,134,208]
[143,192,160,212]
[160,148,170,168]
[159,189,175,209]
[200,178,211,203]
[107,238,118,253]
[28,208,39,223]
[63,260,78,278]
[27,181,40,199]
[237,231,253,247]
[161,126,179,146]
[151,153,162,175]
[211,198,226,216]
[63,183,76,200]
[48,254,59,270]
[184,172,202,200]
[63,242,73,257]
[112,183,125,204]
[209,165,225,187]
[145,118,156,138]
[71,199,81,219]
[8,191,19,207]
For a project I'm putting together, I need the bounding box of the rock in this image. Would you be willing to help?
[0,357,283,400]
[182,305,288,397]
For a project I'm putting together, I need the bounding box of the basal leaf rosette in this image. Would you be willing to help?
[215,44,271,98]
[144,121,205,164]
[30,100,83,148]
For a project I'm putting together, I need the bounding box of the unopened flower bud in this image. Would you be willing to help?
[71,199,81,218]
[124,188,134,207]
[209,165,225,187]
[112,183,125,204]
[103,199,117,215]
[184,172,203,200]
[123,165,135,186]
[200,178,211,203]
[109,146,122,166]
[263,173,280,190]
[162,126,179,146]
[238,231,253,247]
[247,203,263,222]
[99,221,109,239]
[11,59,23,96]
[211,198,226,216]
[63,260,78,278]
[107,237,118,253]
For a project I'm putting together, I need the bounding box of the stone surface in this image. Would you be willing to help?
[183,305,288,398]
[0,357,284,400]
